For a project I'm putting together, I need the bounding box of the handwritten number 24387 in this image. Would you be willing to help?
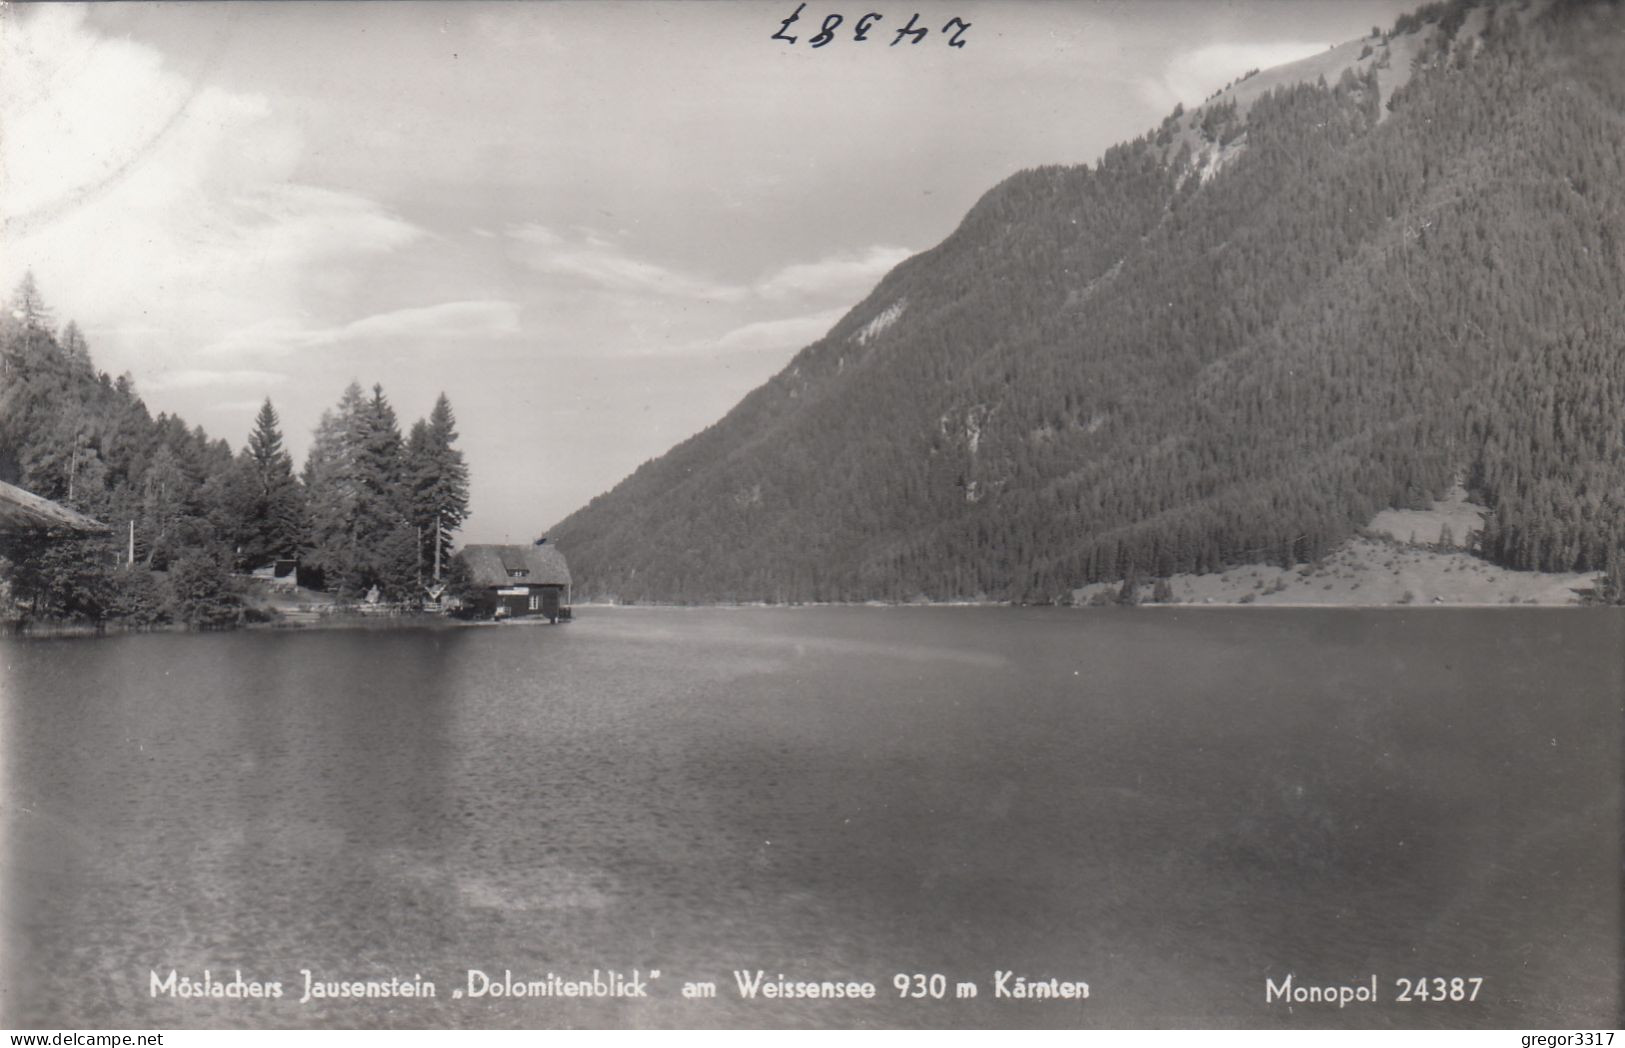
[773,4,972,48]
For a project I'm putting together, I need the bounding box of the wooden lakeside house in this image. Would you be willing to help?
[457,540,572,622]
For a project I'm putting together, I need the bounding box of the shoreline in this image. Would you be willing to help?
[575,599,1609,610]
[4,612,570,640]
[7,598,1614,639]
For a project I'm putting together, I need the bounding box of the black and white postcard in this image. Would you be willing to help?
[2,0,1621,1033]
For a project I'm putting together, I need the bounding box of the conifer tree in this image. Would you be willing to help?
[352,383,416,597]
[301,382,367,592]
[8,271,52,330]
[59,321,92,373]
[407,393,471,576]
[234,398,306,569]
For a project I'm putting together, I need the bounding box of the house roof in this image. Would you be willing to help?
[459,543,572,587]
[0,480,111,534]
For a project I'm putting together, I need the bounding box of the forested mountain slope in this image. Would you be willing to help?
[550,0,1625,604]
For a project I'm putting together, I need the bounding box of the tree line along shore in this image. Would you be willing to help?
[0,275,473,631]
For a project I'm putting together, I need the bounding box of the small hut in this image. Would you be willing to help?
[457,540,572,622]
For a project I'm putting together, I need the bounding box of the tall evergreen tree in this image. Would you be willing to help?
[232,398,306,569]
[352,383,415,597]
[407,393,471,577]
[354,383,405,533]
[301,382,367,592]
[8,271,53,330]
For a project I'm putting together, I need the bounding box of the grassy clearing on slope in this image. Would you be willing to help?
[1071,487,1598,607]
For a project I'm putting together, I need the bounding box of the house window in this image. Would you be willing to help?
[529,594,540,611]
[508,569,529,578]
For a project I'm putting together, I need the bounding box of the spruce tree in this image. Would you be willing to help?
[236,398,305,569]
[409,393,470,576]
[353,383,414,597]
[301,382,367,592]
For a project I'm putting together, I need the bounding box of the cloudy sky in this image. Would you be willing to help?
[2,0,1413,542]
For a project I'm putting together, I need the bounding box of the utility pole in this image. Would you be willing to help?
[434,512,442,581]
[127,520,134,567]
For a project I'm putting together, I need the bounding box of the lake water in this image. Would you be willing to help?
[3,607,1620,1029]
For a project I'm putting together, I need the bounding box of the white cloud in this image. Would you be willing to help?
[509,223,564,247]
[340,299,522,341]
[508,223,747,303]
[1146,40,1330,109]
[207,398,279,413]
[0,6,423,377]
[203,300,523,358]
[507,223,910,314]
[756,246,911,301]
[503,221,914,361]
[140,368,288,392]
[712,307,847,355]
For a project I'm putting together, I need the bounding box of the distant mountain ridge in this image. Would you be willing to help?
[551,0,1625,604]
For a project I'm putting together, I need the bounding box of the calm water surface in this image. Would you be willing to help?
[3,607,1620,1028]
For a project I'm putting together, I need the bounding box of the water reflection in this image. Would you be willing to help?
[3,609,1619,1028]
